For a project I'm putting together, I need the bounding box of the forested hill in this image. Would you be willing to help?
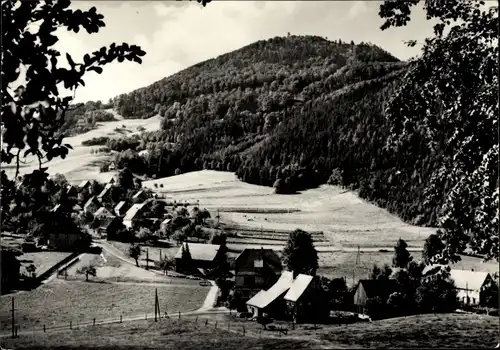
[106,35,448,227]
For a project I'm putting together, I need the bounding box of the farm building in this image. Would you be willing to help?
[94,207,115,219]
[123,203,146,229]
[84,196,100,215]
[1,248,21,295]
[108,176,116,185]
[97,183,113,202]
[423,265,496,306]
[174,243,223,272]
[353,279,399,314]
[234,248,282,300]
[246,271,294,319]
[114,201,130,217]
[284,274,327,323]
[96,217,122,239]
[160,218,171,231]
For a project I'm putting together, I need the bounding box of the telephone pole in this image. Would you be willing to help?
[146,248,149,270]
[154,288,158,322]
[355,246,361,265]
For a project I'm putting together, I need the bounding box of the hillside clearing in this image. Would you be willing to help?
[144,170,435,248]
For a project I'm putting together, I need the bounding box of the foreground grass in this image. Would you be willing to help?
[0,319,317,350]
[0,279,208,332]
[2,313,496,349]
[320,314,499,349]
[18,252,73,276]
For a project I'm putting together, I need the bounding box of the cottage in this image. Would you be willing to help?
[79,180,91,192]
[114,201,130,217]
[94,206,114,219]
[83,196,100,215]
[284,274,326,323]
[96,217,122,239]
[234,248,282,300]
[423,265,495,306]
[97,183,113,202]
[246,271,294,319]
[108,176,116,185]
[174,243,222,272]
[160,218,172,231]
[123,203,146,229]
[353,279,399,314]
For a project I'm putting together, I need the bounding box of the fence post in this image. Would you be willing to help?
[93,318,96,326]
[215,321,217,329]
[228,321,230,331]
[195,316,198,323]
[178,311,180,320]
[70,321,72,330]
[43,324,46,333]
[205,319,208,326]
[145,313,147,320]
[120,315,122,323]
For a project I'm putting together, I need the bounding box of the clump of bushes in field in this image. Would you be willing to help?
[81,136,110,146]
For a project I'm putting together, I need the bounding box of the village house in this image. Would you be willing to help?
[84,196,101,215]
[423,266,495,306]
[79,180,91,192]
[246,271,294,319]
[50,204,62,213]
[97,183,113,202]
[353,279,399,314]
[66,185,77,197]
[96,216,122,239]
[94,206,115,220]
[114,201,130,217]
[123,203,146,229]
[46,231,82,251]
[160,218,171,232]
[108,176,116,185]
[174,242,223,273]
[284,274,326,323]
[234,248,282,301]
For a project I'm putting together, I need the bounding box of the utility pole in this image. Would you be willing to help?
[11,297,15,339]
[355,246,361,265]
[156,290,161,320]
[146,248,149,270]
[216,209,220,226]
[154,288,158,322]
[352,270,355,287]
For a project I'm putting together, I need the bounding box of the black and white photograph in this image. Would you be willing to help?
[1,0,498,348]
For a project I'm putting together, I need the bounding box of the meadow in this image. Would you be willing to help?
[0,278,209,333]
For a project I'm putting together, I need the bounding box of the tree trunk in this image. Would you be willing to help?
[85,273,89,282]
[135,259,139,267]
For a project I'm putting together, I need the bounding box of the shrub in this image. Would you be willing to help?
[365,296,386,320]
[81,136,110,146]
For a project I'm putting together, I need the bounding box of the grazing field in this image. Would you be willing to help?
[18,252,73,276]
[3,111,161,183]
[0,278,209,333]
[105,241,179,267]
[143,170,436,249]
[0,319,318,350]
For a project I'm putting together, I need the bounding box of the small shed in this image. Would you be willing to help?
[353,279,399,314]
[174,243,222,272]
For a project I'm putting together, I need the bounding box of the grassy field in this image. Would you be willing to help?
[0,278,209,333]
[2,313,497,349]
[143,170,436,249]
[0,318,319,350]
[3,110,161,183]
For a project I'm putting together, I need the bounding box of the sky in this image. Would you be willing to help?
[50,1,444,103]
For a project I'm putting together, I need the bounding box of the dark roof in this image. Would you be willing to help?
[98,216,118,230]
[235,248,282,273]
[357,279,399,299]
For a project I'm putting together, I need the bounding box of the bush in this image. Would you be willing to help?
[81,136,110,146]
[365,296,386,320]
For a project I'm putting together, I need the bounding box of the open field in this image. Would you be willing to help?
[2,313,497,349]
[3,111,161,183]
[0,278,209,333]
[0,318,318,350]
[143,170,436,249]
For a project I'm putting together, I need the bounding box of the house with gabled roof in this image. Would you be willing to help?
[79,180,91,191]
[123,203,146,229]
[84,196,100,215]
[114,201,130,217]
[284,274,326,323]
[246,271,294,319]
[97,183,113,202]
[132,190,147,203]
[96,216,122,239]
[66,185,77,197]
[94,206,114,219]
[353,279,399,313]
[234,248,282,300]
[174,242,222,272]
